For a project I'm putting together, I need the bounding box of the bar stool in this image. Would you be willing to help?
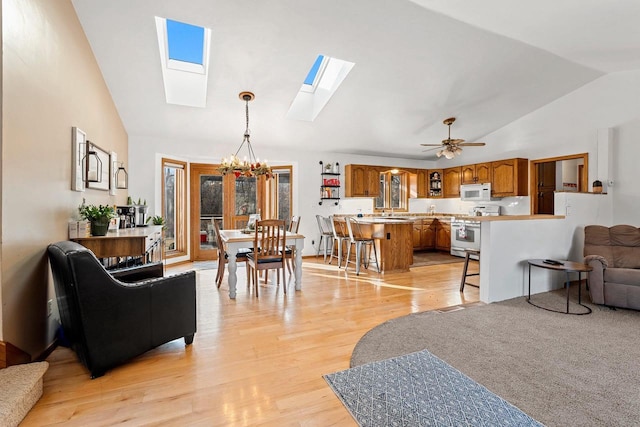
[460,249,480,292]
[315,215,334,262]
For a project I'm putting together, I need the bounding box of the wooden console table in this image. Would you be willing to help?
[72,226,163,265]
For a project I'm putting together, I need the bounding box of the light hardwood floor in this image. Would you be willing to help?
[22,256,479,426]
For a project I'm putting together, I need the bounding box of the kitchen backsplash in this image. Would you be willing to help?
[409,196,531,216]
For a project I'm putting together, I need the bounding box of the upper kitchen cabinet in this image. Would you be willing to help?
[442,166,461,198]
[461,162,491,185]
[491,158,529,197]
[345,164,380,197]
[416,169,429,198]
[428,169,443,198]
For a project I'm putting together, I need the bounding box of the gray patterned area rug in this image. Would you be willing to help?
[324,349,542,427]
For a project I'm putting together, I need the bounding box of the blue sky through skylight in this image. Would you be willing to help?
[304,55,325,86]
[166,19,204,65]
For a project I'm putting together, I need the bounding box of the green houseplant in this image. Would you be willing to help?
[78,199,117,236]
[147,215,165,227]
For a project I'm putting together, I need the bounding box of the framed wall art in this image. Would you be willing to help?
[71,127,86,192]
[85,141,111,191]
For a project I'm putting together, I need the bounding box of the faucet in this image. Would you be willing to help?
[391,206,395,216]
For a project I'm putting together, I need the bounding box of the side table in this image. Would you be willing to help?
[527,259,593,315]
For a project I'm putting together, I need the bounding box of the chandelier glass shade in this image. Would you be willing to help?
[219,92,273,179]
[436,145,462,159]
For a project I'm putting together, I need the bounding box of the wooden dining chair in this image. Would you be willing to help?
[285,216,301,274]
[213,220,251,288]
[246,219,287,297]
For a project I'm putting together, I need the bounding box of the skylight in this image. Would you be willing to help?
[166,19,204,65]
[303,55,325,86]
[287,54,354,121]
[155,17,211,107]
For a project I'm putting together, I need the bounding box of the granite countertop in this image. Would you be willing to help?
[340,213,565,222]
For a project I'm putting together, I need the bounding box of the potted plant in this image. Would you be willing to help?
[147,215,165,227]
[78,199,117,236]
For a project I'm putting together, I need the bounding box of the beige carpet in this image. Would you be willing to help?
[350,287,640,427]
[0,361,48,427]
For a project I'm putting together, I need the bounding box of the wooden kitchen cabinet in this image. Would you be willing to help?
[442,167,461,198]
[428,169,443,198]
[416,169,429,198]
[461,162,492,184]
[345,164,380,197]
[412,219,436,250]
[435,220,451,251]
[491,158,528,197]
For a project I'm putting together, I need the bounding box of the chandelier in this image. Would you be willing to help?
[219,91,273,179]
[436,145,462,159]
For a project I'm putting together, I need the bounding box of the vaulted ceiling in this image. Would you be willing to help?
[71,0,639,160]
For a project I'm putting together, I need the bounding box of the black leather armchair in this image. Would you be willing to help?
[47,241,196,378]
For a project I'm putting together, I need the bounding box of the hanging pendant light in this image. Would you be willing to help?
[219,91,273,179]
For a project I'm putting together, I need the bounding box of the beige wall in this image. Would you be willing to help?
[2,0,127,357]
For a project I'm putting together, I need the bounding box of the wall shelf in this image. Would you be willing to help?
[319,160,341,205]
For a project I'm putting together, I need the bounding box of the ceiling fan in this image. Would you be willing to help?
[421,117,486,159]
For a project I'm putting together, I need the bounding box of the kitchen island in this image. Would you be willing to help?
[335,217,414,272]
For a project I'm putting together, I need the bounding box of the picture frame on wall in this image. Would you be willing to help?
[71,127,86,192]
[85,141,111,191]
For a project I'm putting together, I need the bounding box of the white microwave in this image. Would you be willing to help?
[460,183,492,201]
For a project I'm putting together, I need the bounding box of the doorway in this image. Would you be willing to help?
[190,163,224,261]
[530,153,588,215]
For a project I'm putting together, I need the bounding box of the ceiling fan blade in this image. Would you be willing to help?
[443,138,465,145]
[458,142,486,147]
[420,143,443,147]
[422,147,441,152]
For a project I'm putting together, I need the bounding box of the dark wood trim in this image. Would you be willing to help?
[0,341,32,368]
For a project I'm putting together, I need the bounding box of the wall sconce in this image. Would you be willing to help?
[82,141,103,183]
[115,162,128,189]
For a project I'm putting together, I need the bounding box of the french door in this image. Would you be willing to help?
[190,163,225,261]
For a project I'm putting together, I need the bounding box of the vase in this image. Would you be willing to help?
[91,219,110,236]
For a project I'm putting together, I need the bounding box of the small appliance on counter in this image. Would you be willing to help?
[116,206,136,228]
[135,205,149,227]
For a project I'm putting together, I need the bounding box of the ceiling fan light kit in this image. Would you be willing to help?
[421,117,486,159]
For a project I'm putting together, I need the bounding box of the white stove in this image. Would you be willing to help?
[450,205,501,258]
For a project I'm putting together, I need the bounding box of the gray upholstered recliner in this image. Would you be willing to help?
[47,241,197,378]
[583,225,640,310]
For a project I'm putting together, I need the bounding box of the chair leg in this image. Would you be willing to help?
[460,252,471,292]
[371,242,380,273]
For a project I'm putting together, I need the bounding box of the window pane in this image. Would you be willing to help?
[277,171,291,222]
[162,159,187,257]
[235,177,257,215]
[391,175,401,208]
[200,175,223,249]
[375,173,385,209]
[163,166,176,250]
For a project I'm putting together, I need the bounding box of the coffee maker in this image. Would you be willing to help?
[116,206,136,228]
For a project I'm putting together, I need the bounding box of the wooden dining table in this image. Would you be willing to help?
[218,229,305,298]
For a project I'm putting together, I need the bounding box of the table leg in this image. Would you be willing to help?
[528,264,531,300]
[355,242,361,275]
[294,242,303,291]
[227,251,238,299]
[578,272,582,304]
[565,271,571,314]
